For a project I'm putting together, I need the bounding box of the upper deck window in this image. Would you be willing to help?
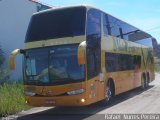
[87,9,101,37]
[25,7,86,42]
[86,9,101,48]
[103,13,151,42]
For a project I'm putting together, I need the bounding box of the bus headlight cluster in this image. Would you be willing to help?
[67,89,85,95]
[25,91,36,96]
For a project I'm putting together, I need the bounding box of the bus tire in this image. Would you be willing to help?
[105,79,115,103]
[146,72,150,88]
[141,73,147,90]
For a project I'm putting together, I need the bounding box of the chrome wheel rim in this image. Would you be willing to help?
[106,87,111,101]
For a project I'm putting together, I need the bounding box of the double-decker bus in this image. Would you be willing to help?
[9,5,155,106]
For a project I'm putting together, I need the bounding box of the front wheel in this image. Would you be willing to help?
[104,80,115,103]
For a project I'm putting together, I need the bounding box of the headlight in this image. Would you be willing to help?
[67,89,85,95]
[25,91,36,96]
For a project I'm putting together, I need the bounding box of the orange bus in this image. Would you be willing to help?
[9,5,155,106]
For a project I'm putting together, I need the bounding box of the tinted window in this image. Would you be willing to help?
[105,52,141,72]
[25,48,49,82]
[26,7,86,42]
[49,45,85,82]
[86,9,101,79]
[87,48,100,79]
[24,45,85,85]
[87,9,101,36]
[103,15,121,38]
[87,9,101,48]
[103,14,151,41]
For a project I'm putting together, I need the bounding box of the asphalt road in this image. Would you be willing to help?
[6,73,160,120]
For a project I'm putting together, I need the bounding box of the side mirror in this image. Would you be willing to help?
[9,49,25,70]
[78,41,86,65]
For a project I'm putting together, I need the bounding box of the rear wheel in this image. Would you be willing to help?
[141,75,145,89]
[146,73,150,88]
[141,74,148,89]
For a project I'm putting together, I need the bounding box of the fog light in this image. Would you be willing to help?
[81,98,85,103]
[25,100,28,104]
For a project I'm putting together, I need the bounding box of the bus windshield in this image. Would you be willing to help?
[24,45,85,85]
[25,7,86,42]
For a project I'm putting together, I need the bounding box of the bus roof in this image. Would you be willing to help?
[32,5,152,46]
[33,5,151,37]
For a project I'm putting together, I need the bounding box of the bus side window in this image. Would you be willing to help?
[87,9,101,48]
[105,53,118,72]
[86,9,101,80]
[103,15,121,38]
[87,48,99,79]
[134,56,141,68]
[103,14,111,35]
[87,9,101,36]
[106,53,138,72]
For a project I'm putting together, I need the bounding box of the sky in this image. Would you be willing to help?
[40,0,160,43]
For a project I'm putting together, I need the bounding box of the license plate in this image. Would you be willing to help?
[46,100,56,104]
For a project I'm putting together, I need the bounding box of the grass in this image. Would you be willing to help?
[155,64,160,73]
[0,82,29,117]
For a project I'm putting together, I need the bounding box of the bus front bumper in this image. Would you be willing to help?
[25,94,88,107]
